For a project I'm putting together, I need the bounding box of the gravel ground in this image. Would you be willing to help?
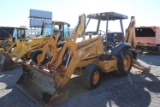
[0,53,160,107]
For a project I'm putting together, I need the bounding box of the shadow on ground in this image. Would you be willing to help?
[53,71,160,107]
[0,66,38,107]
[105,73,160,107]
[1,62,160,107]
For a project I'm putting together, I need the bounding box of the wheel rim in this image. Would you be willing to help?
[124,55,131,71]
[92,70,100,85]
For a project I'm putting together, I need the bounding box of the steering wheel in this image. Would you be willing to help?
[98,30,106,35]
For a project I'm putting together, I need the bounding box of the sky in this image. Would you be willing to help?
[0,0,160,30]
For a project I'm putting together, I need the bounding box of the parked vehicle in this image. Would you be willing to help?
[135,26,160,54]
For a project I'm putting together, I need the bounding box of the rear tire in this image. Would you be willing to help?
[32,50,47,65]
[116,48,133,76]
[82,64,101,89]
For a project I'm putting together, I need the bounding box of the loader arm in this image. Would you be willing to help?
[36,32,60,66]
[7,39,21,53]
[10,40,25,58]
[53,14,86,68]
[10,36,48,62]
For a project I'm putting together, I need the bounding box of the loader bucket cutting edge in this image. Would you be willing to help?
[16,63,58,106]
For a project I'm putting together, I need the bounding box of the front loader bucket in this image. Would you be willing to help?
[16,63,59,106]
[0,51,15,72]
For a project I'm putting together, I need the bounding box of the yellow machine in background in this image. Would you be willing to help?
[0,27,27,52]
[10,36,49,62]
[0,21,70,72]
[30,21,71,66]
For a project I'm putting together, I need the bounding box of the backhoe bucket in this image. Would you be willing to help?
[0,51,15,72]
[16,63,60,106]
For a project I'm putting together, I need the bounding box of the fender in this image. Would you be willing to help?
[112,42,132,55]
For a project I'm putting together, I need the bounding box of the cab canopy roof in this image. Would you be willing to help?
[87,12,128,20]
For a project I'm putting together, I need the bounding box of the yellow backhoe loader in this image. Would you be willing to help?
[30,21,70,66]
[0,27,27,52]
[16,12,150,106]
[0,21,70,72]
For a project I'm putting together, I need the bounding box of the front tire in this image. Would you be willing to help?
[116,48,133,76]
[82,64,101,89]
